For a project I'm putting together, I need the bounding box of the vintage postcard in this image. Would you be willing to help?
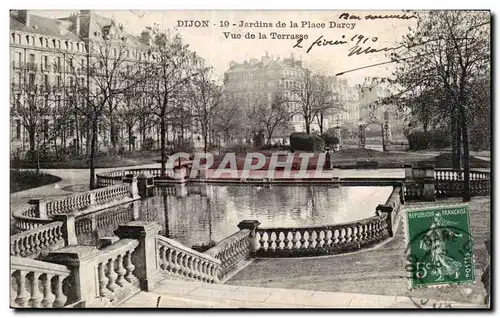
[9,9,491,309]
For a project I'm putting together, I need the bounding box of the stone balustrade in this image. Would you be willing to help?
[12,181,139,234]
[404,165,490,201]
[156,235,222,284]
[255,216,389,258]
[11,221,65,258]
[75,204,135,237]
[204,221,259,280]
[434,169,490,197]
[93,184,131,205]
[11,256,72,308]
[96,169,163,188]
[95,238,141,305]
[46,192,92,217]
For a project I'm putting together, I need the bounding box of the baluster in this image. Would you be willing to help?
[351,226,358,244]
[308,231,316,249]
[326,230,333,247]
[28,272,43,307]
[192,258,200,280]
[106,257,118,293]
[300,231,308,249]
[269,232,277,252]
[13,270,29,307]
[124,251,136,282]
[115,254,127,287]
[261,232,269,252]
[52,275,67,308]
[200,261,207,282]
[41,273,55,308]
[98,262,110,297]
[332,229,339,246]
[317,230,325,248]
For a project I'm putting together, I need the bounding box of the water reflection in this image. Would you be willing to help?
[76,184,393,249]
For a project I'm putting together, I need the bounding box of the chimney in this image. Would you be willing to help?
[140,30,151,46]
[16,10,31,27]
[70,13,81,35]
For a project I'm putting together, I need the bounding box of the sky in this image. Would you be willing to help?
[34,10,417,86]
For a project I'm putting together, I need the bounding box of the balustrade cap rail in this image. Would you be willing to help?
[98,238,139,261]
[256,215,383,233]
[10,221,63,242]
[156,235,221,265]
[11,255,71,276]
[204,229,251,258]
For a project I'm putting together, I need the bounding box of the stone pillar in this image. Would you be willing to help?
[376,205,395,237]
[53,214,78,246]
[404,164,413,181]
[137,173,151,198]
[29,198,48,219]
[43,246,102,307]
[114,221,162,291]
[422,164,435,201]
[131,201,140,220]
[174,184,187,197]
[237,220,261,258]
[335,126,342,147]
[129,176,139,198]
[358,124,366,149]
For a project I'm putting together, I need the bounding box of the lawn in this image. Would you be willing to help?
[10,170,62,193]
[10,150,161,169]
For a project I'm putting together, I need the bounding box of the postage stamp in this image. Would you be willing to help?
[405,204,475,289]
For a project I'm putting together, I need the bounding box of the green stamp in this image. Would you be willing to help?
[406,204,475,289]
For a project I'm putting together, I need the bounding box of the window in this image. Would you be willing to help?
[56,96,61,108]
[43,119,49,135]
[42,55,48,69]
[11,33,15,42]
[39,37,43,46]
[56,75,61,88]
[28,73,35,87]
[16,120,21,140]
[16,52,22,66]
[44,95,49,107]
[26,35,30,44]
[44,75,49,87]
[29,54,35,63]
[17,34,21,44]
[70,42,73,51]
[45,39,49,47]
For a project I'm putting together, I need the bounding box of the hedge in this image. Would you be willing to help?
[289,132,325,152]
[407,130,450,151]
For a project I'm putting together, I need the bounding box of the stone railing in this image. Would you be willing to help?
[96,168,163,188]
[11,256,72,308]
[255,216,389,258]
[11,221,65,259]
[204,220,259,280]
[253,186,401,258]
[75,204,136,237]
[12,181,139,234]
[93,184,131,205]
[46,192,92,217]
[404,165,490,201]
[156,235,222,284]
[434,168,490,198]
[94,238,141,306]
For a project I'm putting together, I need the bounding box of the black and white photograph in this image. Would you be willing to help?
[7,7,491,309]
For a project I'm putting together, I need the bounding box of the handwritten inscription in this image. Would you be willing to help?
[339,12,417,20]
[293,33,404,57]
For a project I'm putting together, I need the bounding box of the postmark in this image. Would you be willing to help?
[405,204,475,289]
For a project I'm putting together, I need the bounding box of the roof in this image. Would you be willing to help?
[227,59,303,73]
[87,12,148,49]
[10,12,81,41]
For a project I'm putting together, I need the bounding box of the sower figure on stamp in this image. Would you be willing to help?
[419,212,463,282]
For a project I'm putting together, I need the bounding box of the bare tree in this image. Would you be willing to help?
[64,36,150,189]
[254,92,292,146]
[146,26,198,176]
[188,62,224,153]
[10,68,53,172]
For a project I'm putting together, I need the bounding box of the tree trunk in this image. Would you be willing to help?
[28,129,36,152]
[451,110,461,169]
[319,113,324,134]
[160,116,166,177]
[128,126,133,152]
[89,115,98,190]
[305,117,311,134]
[460,106,470,202]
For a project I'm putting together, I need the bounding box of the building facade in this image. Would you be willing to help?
[224,54,307,136]
[9,10,168,159]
